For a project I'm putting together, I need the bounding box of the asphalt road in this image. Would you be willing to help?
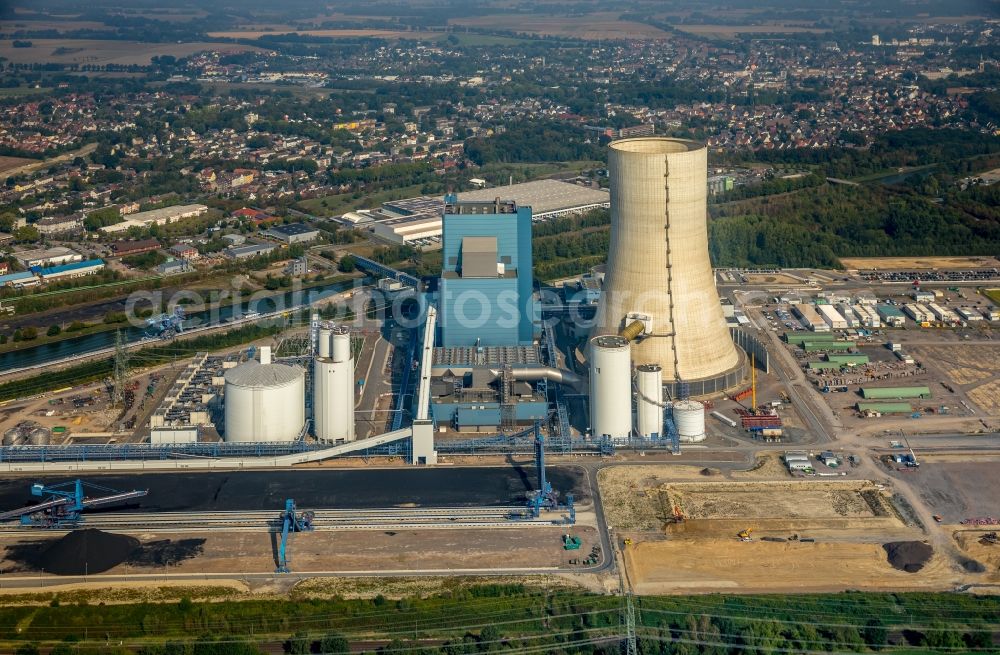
[0,466,590,514]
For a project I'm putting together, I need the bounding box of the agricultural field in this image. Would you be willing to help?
[0,40,263,66]
[672,22,829,39]
[0,155,37,174]
[839,256,1000,270]
[207,29,444,40]
[448,14,672,40]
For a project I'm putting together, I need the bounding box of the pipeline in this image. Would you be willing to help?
[620,320,645,342]
[492,366,585,392]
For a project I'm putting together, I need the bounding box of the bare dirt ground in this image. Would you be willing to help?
[953,531,1000,583]
[625,540,959,594]
[742,273,804,285]
[0,527,600,578]
[0,40,263,66]
[907,344,1000,415]
[729,454,790,479]
[448,14,671,39]
[0,155,38,173]
[898,461,1000,524]
[598,465,731,531]
[839,256,1000,270]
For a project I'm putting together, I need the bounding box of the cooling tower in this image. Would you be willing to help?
[590,137,745,395]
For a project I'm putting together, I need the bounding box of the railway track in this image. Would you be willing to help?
[0,506,572,534]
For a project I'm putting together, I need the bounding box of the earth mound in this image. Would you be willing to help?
[35,529,139,575]
[883,541,933,573]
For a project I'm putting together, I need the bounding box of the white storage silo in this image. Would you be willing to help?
[589,335,632,439]
[635,364,664,439]
[317,327,332,358]
[224,360,305,442]
[314,326,355,442]
[672,399,706,442]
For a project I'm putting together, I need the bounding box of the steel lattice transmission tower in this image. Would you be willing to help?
[112,329,130,407]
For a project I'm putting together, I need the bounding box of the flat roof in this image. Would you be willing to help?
[267,223,318,235]
[456,179,609,216]
[35,258,104,276]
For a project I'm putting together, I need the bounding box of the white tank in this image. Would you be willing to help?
[589,335,632,439]
[314,327,354,442]
[331,330,351,362]
[224,360,305,442]
[673,399,706,442]
[635,364,664,439]
[317,328,332,358]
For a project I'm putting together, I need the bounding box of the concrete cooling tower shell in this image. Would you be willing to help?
[591,137,744,395]
[224,360,305,442]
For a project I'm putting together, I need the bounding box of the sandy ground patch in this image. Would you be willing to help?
[598,465,727,531]
[953,530,1000,583]
[665,480,893,521]
[729,453,790,479]
[626,539,959,594]
[839,256,1000,270]
[0,527,600,578]
[0,155,38,173]
[742,273,804,285]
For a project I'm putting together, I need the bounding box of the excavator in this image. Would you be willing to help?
[737,528,753,542]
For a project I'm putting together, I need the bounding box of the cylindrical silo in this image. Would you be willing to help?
[635,364,664,439]
[224,360,305,442]
[590,137,743,393]
[314,327,354,442]
[317,327,332,358]
[672,399,706,442]
[589,335,632,439]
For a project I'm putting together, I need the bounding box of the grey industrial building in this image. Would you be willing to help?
[264,223,320,244]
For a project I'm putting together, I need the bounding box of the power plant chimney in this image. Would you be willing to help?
[590,137,744,396]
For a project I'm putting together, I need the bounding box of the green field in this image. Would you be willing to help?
[0,587,997,654]
[984,288,1000,306]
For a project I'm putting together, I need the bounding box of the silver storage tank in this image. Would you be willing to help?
[224,360,305,442]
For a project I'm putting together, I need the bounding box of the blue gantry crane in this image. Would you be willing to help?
[275,498,314,573]
[0,479,148,527]
[521,424,575,523]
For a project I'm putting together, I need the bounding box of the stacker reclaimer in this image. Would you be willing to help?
[0,479,148,527]
[275,498,314,573]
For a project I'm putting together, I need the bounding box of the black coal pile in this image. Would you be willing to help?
[35,529,139,575]
[883,541,934,573]
[127,538,205,567]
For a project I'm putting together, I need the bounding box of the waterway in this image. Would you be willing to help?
[1,279,363,372]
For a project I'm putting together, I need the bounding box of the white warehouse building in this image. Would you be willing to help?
[817,304,847,329]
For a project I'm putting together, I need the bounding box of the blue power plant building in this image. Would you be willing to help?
[427,195,562,432]
[437,195,536,347]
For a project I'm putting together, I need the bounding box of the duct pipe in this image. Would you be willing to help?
[490,366,585,392]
